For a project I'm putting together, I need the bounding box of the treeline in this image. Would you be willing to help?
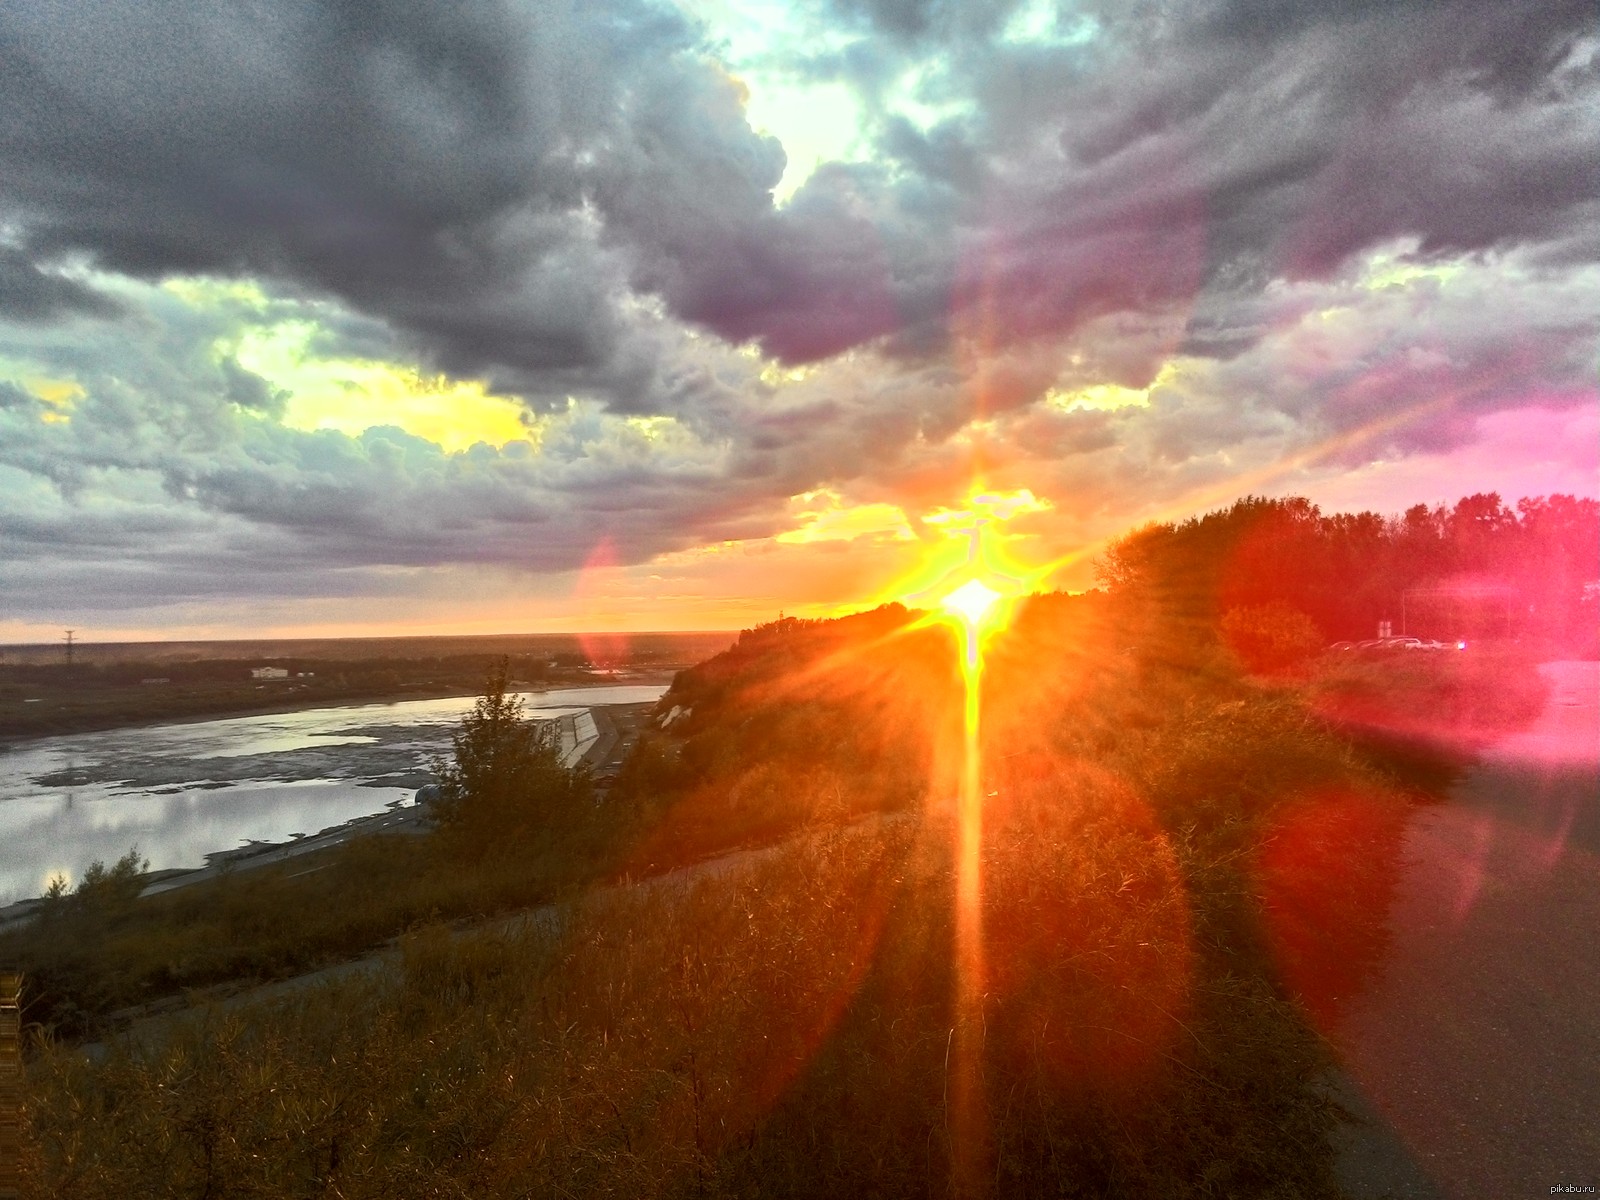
[0,651,565,687]
[1101,492,1598,659]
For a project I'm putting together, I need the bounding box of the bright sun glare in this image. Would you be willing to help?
[941,579,1003,630]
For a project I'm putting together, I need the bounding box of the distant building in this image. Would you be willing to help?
[250,666,289,680]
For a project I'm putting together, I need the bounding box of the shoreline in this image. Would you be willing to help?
[0,697,662,922]
[0,671,680,748]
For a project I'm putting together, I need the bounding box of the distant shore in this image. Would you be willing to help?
[0,696,659,922]
[0,671,679,745]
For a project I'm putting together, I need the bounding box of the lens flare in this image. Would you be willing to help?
[859,486,1067,1194]
[942,579,1002,635]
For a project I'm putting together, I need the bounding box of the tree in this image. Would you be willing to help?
[1096,522,1175,593]
[431,658,589,848]
[40,847,148,920]
[1219,603,1323,674]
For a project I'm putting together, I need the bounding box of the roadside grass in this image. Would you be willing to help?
[23,774,1351,1199]
[1305,642,1549,746]
[5,788,645,1040]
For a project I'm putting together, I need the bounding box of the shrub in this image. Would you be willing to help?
[1221,603,1324,673]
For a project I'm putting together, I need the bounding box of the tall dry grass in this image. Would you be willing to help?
[14,598,1475,1195]
[22,704,1400,1197]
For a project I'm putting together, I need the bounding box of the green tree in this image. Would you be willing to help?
[39,847,148,921]
[431,658,589,849]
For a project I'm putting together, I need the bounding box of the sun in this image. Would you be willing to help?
[941,579,1003,632]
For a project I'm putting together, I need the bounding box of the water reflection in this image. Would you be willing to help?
[0,685,665,902]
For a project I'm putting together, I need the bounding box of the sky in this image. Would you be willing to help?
[1,0,1596,641]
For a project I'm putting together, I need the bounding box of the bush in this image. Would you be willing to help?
[39,847,148,921]
[1221,603,1324,673]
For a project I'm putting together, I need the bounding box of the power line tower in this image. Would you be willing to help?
[64,629,75,667]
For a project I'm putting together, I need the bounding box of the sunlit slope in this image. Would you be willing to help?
[26,589,1480,1197]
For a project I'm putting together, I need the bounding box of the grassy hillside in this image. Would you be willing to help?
[15,595,1544,1196]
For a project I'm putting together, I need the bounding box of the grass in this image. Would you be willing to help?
[13,603,1544,1195]
[7,792,643,1040]
[22,808,1346,1198]
[1305,642,1549,747]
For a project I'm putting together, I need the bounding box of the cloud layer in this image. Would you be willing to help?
[1,0,1595,633]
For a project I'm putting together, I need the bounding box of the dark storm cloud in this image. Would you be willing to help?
[3,0,1595,378]
[0,246,122,322]
[664,0,1598,368]
[951,0,1598,356]
[825,0,1017,43]
[1,0,661,382]
[1196,0,1592,99]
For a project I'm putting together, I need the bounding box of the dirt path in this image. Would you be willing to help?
[1334,662,1600,1199]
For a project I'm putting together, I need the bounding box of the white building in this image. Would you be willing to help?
[250,666,289,680]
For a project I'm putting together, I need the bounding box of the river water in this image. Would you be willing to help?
[0,685,667,903]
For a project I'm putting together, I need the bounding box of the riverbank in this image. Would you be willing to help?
[0,669,678,744]
[0,695,661,929]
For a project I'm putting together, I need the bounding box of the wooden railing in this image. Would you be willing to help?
[0,972,19,1199]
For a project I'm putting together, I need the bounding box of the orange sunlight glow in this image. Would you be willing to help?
[891,490,1050,1199]
[948,566,990,1199]
[883,489,1055,646]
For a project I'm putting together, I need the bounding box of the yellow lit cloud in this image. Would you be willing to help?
[162,276,272,308]
[622,415,677,443]
[869,487,1062,617]
[758,358,819,387]
[26,378,83,424]
[1358,240,1465,291]
[233,322,531,453]
[776,488,917,544]
[1044,362,1178,412]
[741,77,865,202]
[921,487,1052,529]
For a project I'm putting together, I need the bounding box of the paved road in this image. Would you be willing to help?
[1334,662,1600,1199]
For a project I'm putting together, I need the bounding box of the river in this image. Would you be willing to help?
[0,684,667,903]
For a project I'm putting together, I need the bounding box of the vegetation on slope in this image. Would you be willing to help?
[12,490,1572,1196]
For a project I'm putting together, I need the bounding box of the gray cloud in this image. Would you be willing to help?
[0,246,123,323]
[0,0,1596,627]
[4,0,1595,374]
